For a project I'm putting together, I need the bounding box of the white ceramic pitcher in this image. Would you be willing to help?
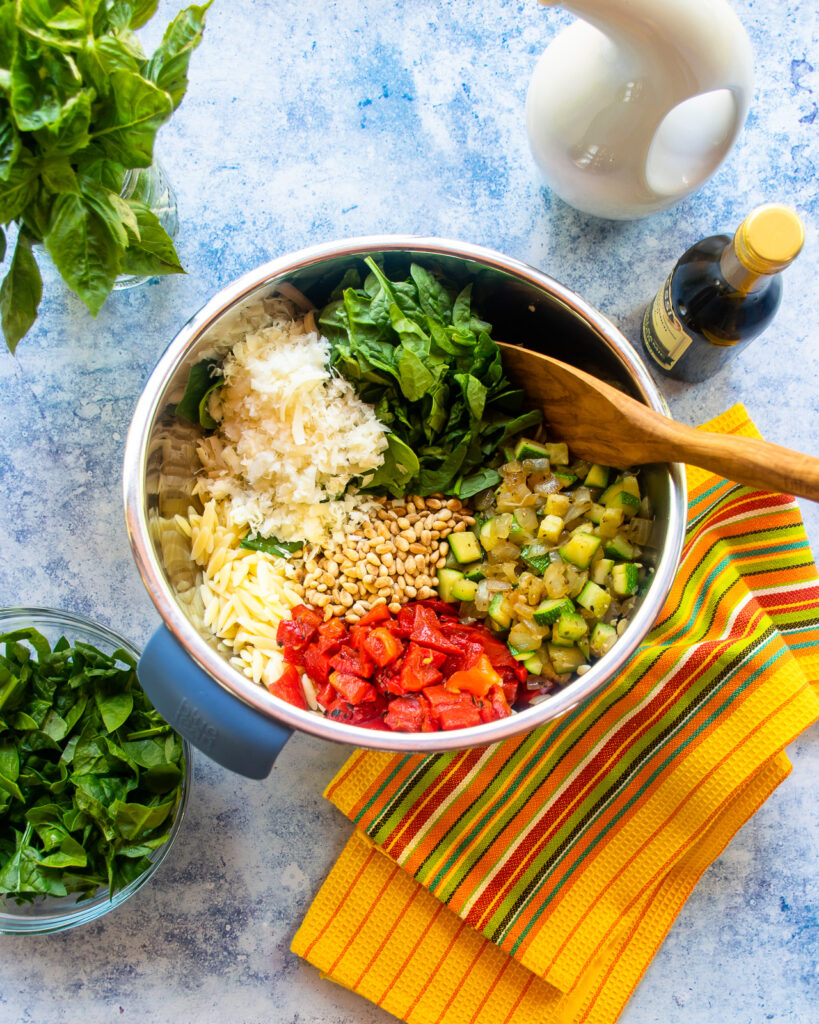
[526,0,754,219]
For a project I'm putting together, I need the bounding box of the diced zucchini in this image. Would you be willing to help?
[604,533,636,561]
[487,594,513,629]
[548,643,587,674]
[521,543,552,575]
[533,596,575,625]
[611,563,639,596]
[463,562,486,582]
[576,580,612,618]
[514,438,551,461]
[508,645,531,661]
[600,474,640,503]
[577,638,591,661]
[602,489,641,517]
[545,492,570,518]
[558,532,601,569]
[509,507,539,544]
[554,611,589,642]
[586,502,605,525]
[537,514,564,544]
[437,568,464,604]
[598,507,625,538]
[570,521,595,536]
[584,464,610,489]
[543,442,570,466]
[451,577,478,602]
[590,558,614,586]
[449,531,482,564]
[590,622,618,658]
[522,650,545,676]
[554,471,578,489]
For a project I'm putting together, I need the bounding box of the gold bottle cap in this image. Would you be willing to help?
[734,204,805,274]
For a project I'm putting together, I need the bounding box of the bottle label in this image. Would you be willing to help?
[642,274,695,370]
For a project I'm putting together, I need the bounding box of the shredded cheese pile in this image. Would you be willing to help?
[194,310,388,544]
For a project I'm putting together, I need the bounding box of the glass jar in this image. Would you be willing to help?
[114,159,180,290]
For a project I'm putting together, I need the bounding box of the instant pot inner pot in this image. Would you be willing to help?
[144,247,673,699]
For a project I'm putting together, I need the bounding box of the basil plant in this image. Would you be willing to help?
[0,1,210,352]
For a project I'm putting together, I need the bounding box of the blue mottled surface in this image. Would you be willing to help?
[1,1,817,1021]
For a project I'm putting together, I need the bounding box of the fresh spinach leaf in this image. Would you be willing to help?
[175,357,222,428]
[320,259,542,497]
[0,627,186,903]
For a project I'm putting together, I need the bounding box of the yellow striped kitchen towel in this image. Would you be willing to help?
[292,404,819,1024]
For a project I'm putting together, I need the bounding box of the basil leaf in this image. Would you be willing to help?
[0,231,42,352]
[10,40,82,131]
[32,90,91,157]
[120,199,184,276]
[0,108,20,180]
[239,535,304,558]
[107,1,160,32]
[44,192,122,315]
[0,150,38,221]
[92,69,173,167]
[146,2,211,110]
[40,156,80,194]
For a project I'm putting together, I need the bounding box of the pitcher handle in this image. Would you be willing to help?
[138,625,292,779]
[644,83,750,199]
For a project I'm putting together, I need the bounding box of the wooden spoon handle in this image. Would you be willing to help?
[648,420,819,502]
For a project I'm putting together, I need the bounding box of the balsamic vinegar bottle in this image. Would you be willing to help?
[641,204,805,382]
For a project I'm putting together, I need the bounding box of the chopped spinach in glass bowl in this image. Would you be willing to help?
[0,607,191,934]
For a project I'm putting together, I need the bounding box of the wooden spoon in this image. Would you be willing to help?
[498,343,819,503]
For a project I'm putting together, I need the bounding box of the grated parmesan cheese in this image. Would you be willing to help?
[193,308,388,544]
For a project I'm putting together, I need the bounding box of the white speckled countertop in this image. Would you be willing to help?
[1,1,817,1021]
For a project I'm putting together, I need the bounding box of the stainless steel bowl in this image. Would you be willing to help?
[123,236,687,777]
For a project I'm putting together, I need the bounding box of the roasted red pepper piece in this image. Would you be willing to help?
[444,653,503,697]
[266,664,307,710]
[423,684,482,730]
[316,681,336,708]
[362,626,404,668]
[416,598,460,619]
[316,618,348,656]
[277,604,321,655]
[330,645,375,679]
[409,605,463,655]
[357,604,392,627]
[325,694,388,724]
[384,694,439,732]
[329,670,378,705]
[399,643,446,692]
[393,604,417,638]
[376,662,405,696]
[302,643,333,686]
[479,685,513,721]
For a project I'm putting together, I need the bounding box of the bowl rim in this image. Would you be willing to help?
[0,606,192,935]
[123,235,687,752]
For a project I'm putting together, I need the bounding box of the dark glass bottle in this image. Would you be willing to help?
[641,204,804,382]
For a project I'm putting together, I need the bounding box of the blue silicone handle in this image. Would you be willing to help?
[137,625,292,779]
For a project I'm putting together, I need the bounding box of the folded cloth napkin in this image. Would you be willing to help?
[292,405,819,1024]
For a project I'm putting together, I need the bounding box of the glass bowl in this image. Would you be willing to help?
[0,607,192,935]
